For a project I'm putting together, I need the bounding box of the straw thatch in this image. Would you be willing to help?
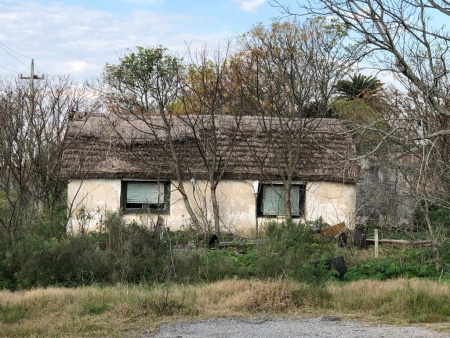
[61,113,359,183]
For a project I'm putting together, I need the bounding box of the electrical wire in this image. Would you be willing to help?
[0,64,21,74]
[0,42,36,75]
[0,42,31,63]
[0,41,30,76]
[33,60,42,75]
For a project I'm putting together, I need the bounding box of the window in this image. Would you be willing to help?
[257,184,305,217]
[121,181,170,214]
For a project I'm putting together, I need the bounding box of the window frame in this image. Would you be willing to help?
[121,180,170,214]
[257,183,306,217]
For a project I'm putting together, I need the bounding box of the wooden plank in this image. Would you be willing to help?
[366,238,432,246]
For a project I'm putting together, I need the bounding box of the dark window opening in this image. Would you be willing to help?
[257,183,305,217]
[121,181,170,214]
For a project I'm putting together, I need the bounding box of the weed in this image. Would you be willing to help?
[0,302,27,323]
[345,258,438,281]
[2,279,450,337]
[80,300,110,316]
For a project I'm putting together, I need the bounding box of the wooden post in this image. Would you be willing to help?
[252,180,260,238]
[374,229,379,258]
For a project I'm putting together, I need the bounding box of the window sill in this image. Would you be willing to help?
[257,215,303,219]
[122,209,169,215]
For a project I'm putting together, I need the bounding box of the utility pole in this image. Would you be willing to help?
[19,58,44,115]
[20,58,44,94]
[19,59,45,213]
[19,58,44,159]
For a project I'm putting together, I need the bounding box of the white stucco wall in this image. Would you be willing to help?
[67,179,356,236]
[304,181,356,228]
[67,179,121,233]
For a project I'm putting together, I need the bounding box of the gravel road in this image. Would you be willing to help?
[151,317,450,338]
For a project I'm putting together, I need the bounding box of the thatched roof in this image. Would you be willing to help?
[61,113,360,183]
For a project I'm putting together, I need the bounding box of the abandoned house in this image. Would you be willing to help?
[61,113,360,236]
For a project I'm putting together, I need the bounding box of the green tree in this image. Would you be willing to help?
[101,46,202,230]
[335,74,382,101]
[102,46,181,112]
[332,74,387,154]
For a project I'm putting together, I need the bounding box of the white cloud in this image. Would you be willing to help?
[0,1,226,81]
[0,0,278,82]
[237,0,266,12]
[66,61,88,74]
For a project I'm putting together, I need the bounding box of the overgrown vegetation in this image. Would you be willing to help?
[1,210,448,291]
[0,215,340,289]
[0,201,449,337]
[345,258,439,281]
[2,279,450,337]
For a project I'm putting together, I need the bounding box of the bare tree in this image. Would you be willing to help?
[387,89,450,266]
[274,0,450,124]
[273,0,450,266]
[101,44,246,236]
[0,75,94,246]
[230,18,357,220]
[176,44,243,235]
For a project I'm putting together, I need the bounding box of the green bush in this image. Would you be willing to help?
[2,235,115,288]
[438,240,450,271]
[4,207,449,290]
[202,249,257,281]
[414,200,450,232]
[345,258,438,281]
[171,248,257,283]
[0,212,176,289]
[255,220,332,283]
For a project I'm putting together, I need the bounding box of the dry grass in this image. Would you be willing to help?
[1,279,450,337]
[329,279,450,323]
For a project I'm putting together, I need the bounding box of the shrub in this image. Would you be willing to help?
[0,212,176,289]
[345,258,438,281]
[414,199,450,232]
[171,248,257,283]
[255,220,332,283]
[2,235,116,288]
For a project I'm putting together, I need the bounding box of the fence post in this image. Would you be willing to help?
[374,229,379,258]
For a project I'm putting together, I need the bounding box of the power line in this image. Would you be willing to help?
[0,42,30,67]
[33,60,42,75]
[0,64,21,74]
[0,42,31,60]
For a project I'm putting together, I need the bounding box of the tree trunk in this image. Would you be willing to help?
[176,180,201,230]
[159,110,201,231]
[210,184,220,235]
[284,181,292,222]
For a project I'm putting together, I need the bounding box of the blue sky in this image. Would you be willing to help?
[0,0,298,82]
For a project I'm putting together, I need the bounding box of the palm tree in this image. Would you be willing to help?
[335,74,382,101]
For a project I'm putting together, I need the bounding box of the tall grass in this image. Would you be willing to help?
[2,279,450,337]
[329,279,450,323]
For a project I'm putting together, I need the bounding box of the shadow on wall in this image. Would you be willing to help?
[356,157,415,230]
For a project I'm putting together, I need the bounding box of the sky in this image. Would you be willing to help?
[0,0,299,83]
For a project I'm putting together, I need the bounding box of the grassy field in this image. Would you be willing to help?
[2,278,450,337]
